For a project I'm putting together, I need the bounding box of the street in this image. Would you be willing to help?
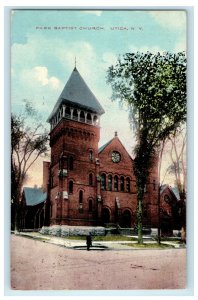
[11,235,186,290]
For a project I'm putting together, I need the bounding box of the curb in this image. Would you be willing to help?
[13,232,185,250]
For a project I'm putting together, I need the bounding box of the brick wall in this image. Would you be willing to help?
[48,119,160,227]
[42,161,50,192]
[49,118,100,226]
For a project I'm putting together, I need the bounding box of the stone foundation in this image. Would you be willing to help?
[40,225,105,237]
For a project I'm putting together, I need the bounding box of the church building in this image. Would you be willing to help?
[43,66,159,228]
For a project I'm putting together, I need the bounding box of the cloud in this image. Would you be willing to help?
[49,76,61,89]
[58,41,96,71]
[21,66,61,90]
[12,39,39,69]
[149,11,186,30]
[34,66,49,86]
[11,35,134,159]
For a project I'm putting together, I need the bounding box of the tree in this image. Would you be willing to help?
[166,126,187,238]
[167,126,186,201]
[107,51,187,243]
[11,101,49,231]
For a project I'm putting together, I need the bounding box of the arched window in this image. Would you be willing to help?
[114,175,118,192]
[69,181,73,194]
[59,156,67,169]
[79,190,83,203]
[89,150,93,161]
[79,190,83,212]
[108,175,112,191]
[89,173,93,186]
[65,106,70,118]
[164,195,171,203]
[87,113,92,124]
[153,179,156,190]
[80,111,85,122]
[88,199,93,212]
[100,173,106,190]
[50,175,54,188]
[126,177,130,192]
[120,176,125,192]
[94,115,99,125]
[73,109,78,120]
[68,156,73,170]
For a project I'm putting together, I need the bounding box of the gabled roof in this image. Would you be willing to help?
[47,67,105,122]
[160,184,180,200]
[98,134,133,161]
[98,138,113,153]
[23,187,47,206]
[160,184,168,194]
[171,186,180,200]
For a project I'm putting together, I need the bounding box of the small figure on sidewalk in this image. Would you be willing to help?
[86,232,92,251]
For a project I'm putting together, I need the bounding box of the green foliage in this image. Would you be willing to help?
[107,52,186,143]
[125,243,174,249]
[11,101,49,231]
[107,51,187,243]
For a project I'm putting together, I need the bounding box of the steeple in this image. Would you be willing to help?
[47,67,105,123]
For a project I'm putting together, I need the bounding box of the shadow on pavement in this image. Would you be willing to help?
[72,245,109,251]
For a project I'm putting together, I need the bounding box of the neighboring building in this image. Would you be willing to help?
[43,66,160,228]
[160,184,178,235]
[160,184,185,234]
[20,187,47,230]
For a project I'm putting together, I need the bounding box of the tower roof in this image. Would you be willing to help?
[47,67,105,122]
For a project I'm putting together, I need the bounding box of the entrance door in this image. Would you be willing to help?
[121,210,132,228]
[102,208,110,225]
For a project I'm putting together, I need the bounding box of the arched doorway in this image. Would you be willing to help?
[102,208,110,225]
[121,210,132,228]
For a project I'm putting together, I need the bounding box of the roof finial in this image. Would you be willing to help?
[75,56,77,68]
[115,131,118,137]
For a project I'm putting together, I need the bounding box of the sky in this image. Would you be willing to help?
[11,9,187,187]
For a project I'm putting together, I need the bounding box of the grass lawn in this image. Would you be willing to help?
[125,243,175,249]
[65,235,138,241]
[159,237,181,244]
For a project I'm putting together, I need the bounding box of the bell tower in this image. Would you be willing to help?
[47,67,105,226]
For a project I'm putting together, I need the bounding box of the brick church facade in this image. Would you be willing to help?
[43,67,159,228]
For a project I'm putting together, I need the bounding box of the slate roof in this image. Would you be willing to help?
[160,184,168,194]
[98,138,113,153]
[47,67,105,122]
[23,187,47,206]
[160,184,180,200]
[171,186,180,200]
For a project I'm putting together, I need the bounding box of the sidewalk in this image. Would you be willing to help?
[14,231,185,250]
[11,234,186,290]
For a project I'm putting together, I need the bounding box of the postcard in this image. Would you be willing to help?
[10,8,188,293]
